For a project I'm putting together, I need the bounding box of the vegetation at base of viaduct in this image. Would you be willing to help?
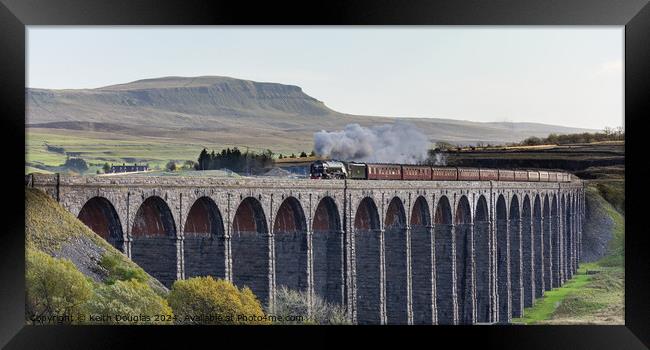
[513,180,624,324]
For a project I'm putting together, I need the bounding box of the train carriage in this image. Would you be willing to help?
[528,171,540,182]
[458,167,480,181]
[539,171,549,182]
[479,168,499,181]
[548,172,558,182]
[431,167,458,181]
[498,169,515,181]
[367,163,402,180]
[402,165,432,181]
[514,170,528,182]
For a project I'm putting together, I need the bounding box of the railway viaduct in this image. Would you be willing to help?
[27,173,585,325]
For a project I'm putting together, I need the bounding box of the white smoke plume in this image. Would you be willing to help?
[313,122,431,164]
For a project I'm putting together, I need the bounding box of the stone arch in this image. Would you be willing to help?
[533,194,543,298]
[312,196,344,305]
[455,195,473,324]
[273,196,308,293]
[509,194,523,318]
[131,195,177,288]
[542,195,552,291]
[354,196,381,324]
[496,194,510,323]
[474,195,490,323]
[384,196,408,324]
[434,195,455,324]
[551,194,560,287]
[521,195,533,307]
[183,196,225,279]
[232,197,270,305]
[77,196,124,251]
[410,195,434,324]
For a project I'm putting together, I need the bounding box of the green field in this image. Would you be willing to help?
[512,182,625,325]
[25,128,316,175]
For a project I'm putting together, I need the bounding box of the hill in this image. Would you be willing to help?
[26,76,596,173]
[27,76,593,143]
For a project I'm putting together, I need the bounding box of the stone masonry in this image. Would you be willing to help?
[27,173,585,324]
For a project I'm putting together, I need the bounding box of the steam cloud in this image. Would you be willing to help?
[314,122,431,164]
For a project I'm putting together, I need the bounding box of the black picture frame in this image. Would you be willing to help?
[1,0,648,348]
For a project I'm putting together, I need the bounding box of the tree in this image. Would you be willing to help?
[309,151,316,157]
[64,157,89,173]
[85,279,173,325]
[26,248,93,325]
[166,161,177,172]
[299,151,308,158]
[102,162,111,173]
[167,276,269,325]
[290,153,296,158]
[269,286,350,325]
[278,154,283,159]
[197,149,209,170]
[183,160,196,170]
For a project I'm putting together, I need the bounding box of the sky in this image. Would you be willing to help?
[27,26,623,130]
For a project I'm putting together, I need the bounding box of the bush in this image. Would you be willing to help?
[168,276,269,325]
[63,157,88,173]
[85,279,173,325]
[25,248,93,324]
[269,286,351,325]
[165,161,177,172]
[99,252,148,285]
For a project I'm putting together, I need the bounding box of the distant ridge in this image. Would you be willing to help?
[26,75,595,145]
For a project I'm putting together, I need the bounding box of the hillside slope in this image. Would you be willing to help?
[25,187,167,296]
[26,75,594,145]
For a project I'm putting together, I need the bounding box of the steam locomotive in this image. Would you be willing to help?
[309,160,573,182]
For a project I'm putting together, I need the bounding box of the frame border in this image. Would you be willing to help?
[1,0,648,348]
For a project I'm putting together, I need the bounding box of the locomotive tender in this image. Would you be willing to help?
[309,160,573,182]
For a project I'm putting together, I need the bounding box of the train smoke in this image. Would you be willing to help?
[313,122,431,164]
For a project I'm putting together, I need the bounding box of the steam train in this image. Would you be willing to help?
[309,160,573,182]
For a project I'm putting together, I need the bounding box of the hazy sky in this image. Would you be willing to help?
[27,26,623,130]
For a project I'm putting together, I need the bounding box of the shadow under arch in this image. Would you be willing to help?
[496,194,509,323]
[312,196,344,305]
[521,195,534,308]
[455,195,473,324]
[410,195,434,324]
[183,196,225,279]
[551,195,560,287]
[354,197,381,325]
[131,195,177,288]
[474,195,490,323]
[434,195,455,324]
[273,196,308,293]
[384,196,408,324]
[533,194,543,298]
[78,196,124,251]
[509,195,522,318]
[232,196,270,305]
[543,195,552,291]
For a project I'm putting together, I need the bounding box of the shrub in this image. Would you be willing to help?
[63,157,88,173]
[25,248,93,325]
[85,279,173,325]
[99,252,148,285]
[166,161,177,172]
[168,276,269,325]
[269,286,351,325]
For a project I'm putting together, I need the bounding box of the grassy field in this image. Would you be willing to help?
[26,127,319,175]
[512,181,625,325]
